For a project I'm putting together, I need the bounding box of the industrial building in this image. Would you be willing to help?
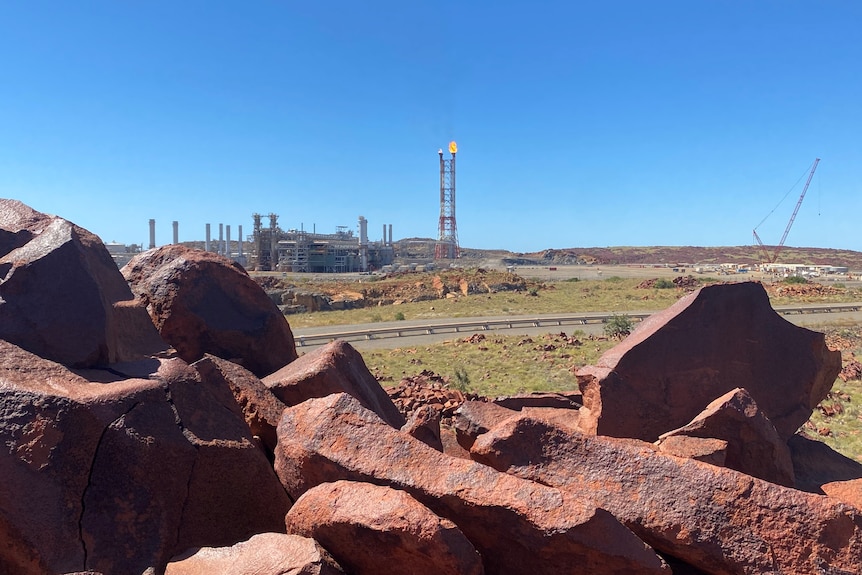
[249,214,395,272]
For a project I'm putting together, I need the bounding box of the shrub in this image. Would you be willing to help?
[604,313,634,339]
[604,276,624,283]
[452,366,470,392]
[783,275,808,284]
[654,278,675,289]
[394,311,406,321]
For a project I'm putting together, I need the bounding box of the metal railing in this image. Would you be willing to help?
[293,303,861,347]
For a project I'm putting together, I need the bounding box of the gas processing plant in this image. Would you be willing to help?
[132,143,461,273]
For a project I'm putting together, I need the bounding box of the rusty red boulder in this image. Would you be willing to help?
[264,339,405,429]
[576,282,840,441]
[287,481,484,575]
[0,340,290,575]
[122,245,298,377]
[0,199,166,367]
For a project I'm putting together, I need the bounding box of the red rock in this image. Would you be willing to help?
[470,413,862,574]
[0,199,166,367]
[191,354,287,457]
[286,481,483,575]
[492,391,581,411]
[520,406,581,432]
[452,400,517,451]
[576,282,840,441]
[122,245,298,377]
[788,433,862,493]
[0,341,290,575]
[440,427,471,460]
[657,387,794,486]
[274,393,669,575]
[822,478,862,510]
[264,340,405,429]
[165,533,343,575]
[655,435,727,467]
[401,405,444,451]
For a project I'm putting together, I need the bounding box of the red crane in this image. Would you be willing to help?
[753,158,820,263]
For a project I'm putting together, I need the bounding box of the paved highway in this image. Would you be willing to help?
[291,303,862,352]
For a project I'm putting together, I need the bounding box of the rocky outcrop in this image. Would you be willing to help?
[788,433,862,493]
[274,393,669,575]
[452,400,518,451]
[122,245,298,377]
[0,199,166,367]
[400,405,444,451]
[0,341,290,575]
[576,282,841,441]
[470,413,862,574]
[191,354,287,457]
[657,387,795,486]
[165,533,344,575]
[287,481,484,575]
[264,340,405,429]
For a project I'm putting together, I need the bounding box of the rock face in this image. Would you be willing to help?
[122,245,298,377]
[287,481,484,575]
[657,387,795,486]
[274,393,669,575]
[576,282,841,441]
[264,340,405,429]
[0,341,291,575]
[191,354,287,457]
[0,199,166,367]
[400,405,444,451]
[165,533,344,575]
[452,401,518,451]
[470,413,862,574]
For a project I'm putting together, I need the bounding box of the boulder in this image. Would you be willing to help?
[274,393,669,575]
[286,481,484,575]
[470,413,862,574]
[492,391,582,411]
[822,478,862,511]
[576,282,841,441]
[788,433,862,493]
[191,354,287,458]
[165,533,343,575]
[0,199,166,367]
[655,435,727,467]
[122,245,298,377]
[0,341,290,575]
[401,405,444,451]
[657,387,794,486]
[452,401,517,451]
[264,340,405,429]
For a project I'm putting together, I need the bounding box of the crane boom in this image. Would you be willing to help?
[752,158,820,264]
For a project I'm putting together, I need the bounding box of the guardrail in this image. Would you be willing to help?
[294,303,862,347]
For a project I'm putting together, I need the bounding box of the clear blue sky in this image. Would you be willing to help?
[2,1,860,252]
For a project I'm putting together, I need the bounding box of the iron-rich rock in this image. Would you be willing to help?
[470,413,862,574]
[655,435,727,467]
[788,433,862,493]
[274,393,669,575]
[576,282,840,441]
[264,340,405,429]
[287,481,484,575]
[401,405,444,451]
[452,400,518,451]
[165,533,344,575]
[657,387,794,486]
[822,478,862,511]
[191,354,287,458]
[0,341,290,575]
[0,199,166,367]
[492,391,581,411]
[122,245,298,377]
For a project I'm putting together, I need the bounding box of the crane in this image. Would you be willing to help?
[753,158,820,264]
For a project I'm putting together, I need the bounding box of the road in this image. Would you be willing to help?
[291,304,862,352]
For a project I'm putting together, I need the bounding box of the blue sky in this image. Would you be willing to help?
[1,1,860,252]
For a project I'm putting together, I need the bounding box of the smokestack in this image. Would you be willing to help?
[226,225,231,259]
[148,219,156,249]
[172,221,178,245]
[383,224,387,245]
[388,224,393,246]
[218,223,224,256]
[358,216,368,272]
[205,223,211,252]
[238,225,243,257]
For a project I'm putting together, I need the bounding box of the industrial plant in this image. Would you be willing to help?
[113,142,464,273]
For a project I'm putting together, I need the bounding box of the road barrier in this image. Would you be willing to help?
[294,303,861,347]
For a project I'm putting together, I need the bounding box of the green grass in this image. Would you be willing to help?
[365,331,616,397]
